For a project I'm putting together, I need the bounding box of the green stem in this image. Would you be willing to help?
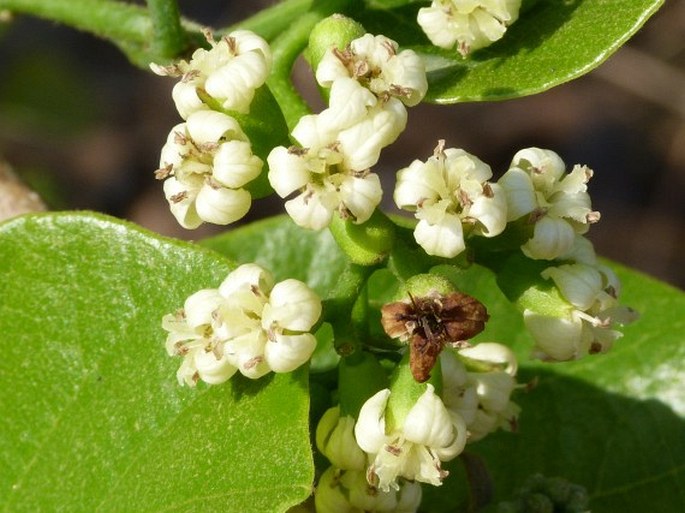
[265,0,356,130]
[0,0,203,66]
[322,263,373,355]
[146,0,186,60]
[221,0,314,41]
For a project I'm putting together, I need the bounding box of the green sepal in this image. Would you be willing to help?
[385,351,442,433]
[329,209,396,266]
[338,351,389,418]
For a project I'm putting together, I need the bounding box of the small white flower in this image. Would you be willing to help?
[440,345,520,442]
[316,33,428,107]
[162,264,322,384]
[394,141,507,258]
[316,406,367,471]
[157,110,262,229]
[417,0,522,56]
[314,466,422,513]
[267,104,396,230]
[151,29,272,119]
[354,385,467,491]
[162,289,237,387]
[524,262,637,361]
[498,147,600,260]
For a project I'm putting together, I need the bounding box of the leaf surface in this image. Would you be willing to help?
[359,0,664,102]
[0,212,313,513]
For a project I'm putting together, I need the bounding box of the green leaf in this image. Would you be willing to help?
[0,212,313,513]
[423,263,685,512]
[201,215,349,299]
[361,0,664,102]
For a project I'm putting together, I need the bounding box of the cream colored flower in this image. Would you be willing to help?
[524,262,637,361]
[157,110,262,229]
[418,0,521,56]
[316,33,427,107]
[151,29,272,118]
[162,264,322,384]
[498,147,600,260]
[314,466,422,513]
[394,141,507,258]
[354,385,467,491]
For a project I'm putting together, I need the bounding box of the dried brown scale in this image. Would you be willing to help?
[381,292,489,382]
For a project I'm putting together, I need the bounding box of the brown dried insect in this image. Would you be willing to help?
[381,291,489,382]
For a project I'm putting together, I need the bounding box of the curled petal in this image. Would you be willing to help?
[267,146,312,198]
[195,184,251,225]
[219,263,274,298]
[285,189,336,231]
[264,279,322,332]
[541,264,604,311]
[186,110,245,144]
[163,175,202,229]
[183,288,224,329]
[498,167,536,221]
[458,342,518,376]
[264,332,317,373]
[394,158,444,209]
[522,215,576,260]
[213,140,262,188]
[524,309,583,361]
[414,214,465,258]
[467,183,507,237]
[403,384,465,460]
[205,51,269,114]
[355,388,391,454]
[339,173,383,224]
[194,348,238,385]
[224,330,270,379]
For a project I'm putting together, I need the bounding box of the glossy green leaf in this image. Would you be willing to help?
[362,0,664,102]
[424,262,685,512]
[0,212,313,513]
[201,215,349,299]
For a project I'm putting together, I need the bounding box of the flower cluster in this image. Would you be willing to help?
[355,384,467,491]
[524,237,638,361]
[152,30,271,228]
[417,0,522,56]
[441,343,520,441]
[162,263,321,386]
[394,140,507,258]
[498,147,600,260]
[268,33,427,230]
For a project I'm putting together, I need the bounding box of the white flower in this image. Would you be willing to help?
[156,110,262,229]
[267,99,403,230]
[417,0,522,56]
[524,262,638,361]
[162,289,237,387]
[498,147,600,260]
[316,406,367,471]
[162,264,322,384]
[151,30,272,119]
[354,385,467,491]
[440,345,520,442]
[394,141,507,258]
[314,466,422,513]
[316,33,428,107]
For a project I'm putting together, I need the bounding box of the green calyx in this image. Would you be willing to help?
[384,352,442,433]
[329,209,396,266]
[305,14,365,71]
[391,273,456,302]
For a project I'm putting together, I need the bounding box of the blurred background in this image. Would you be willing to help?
[0,1,683,288]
